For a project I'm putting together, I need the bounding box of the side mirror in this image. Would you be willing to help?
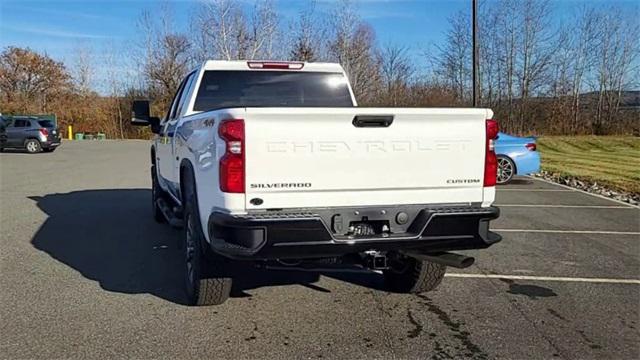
[131,100,161,134]
[131,100,151,125]
[149,117,161,134]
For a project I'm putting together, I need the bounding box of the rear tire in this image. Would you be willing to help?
[25,139,42,153]
[497,155,515,184]
[183,169,232,306]
[384,255,446,293]
[151,165,166,223]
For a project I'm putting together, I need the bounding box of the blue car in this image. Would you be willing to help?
[494,132,540,184]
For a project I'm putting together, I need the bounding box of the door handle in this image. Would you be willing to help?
[352,115,394,128]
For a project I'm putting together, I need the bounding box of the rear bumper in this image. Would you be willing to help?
[41,135,61,148]
[208,205,501,260]
[513,151,540,175]
[43,141,60,149]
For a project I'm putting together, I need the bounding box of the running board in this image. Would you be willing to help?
[157,197,184,228]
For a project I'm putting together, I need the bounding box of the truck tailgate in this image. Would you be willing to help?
[243,107,491,210]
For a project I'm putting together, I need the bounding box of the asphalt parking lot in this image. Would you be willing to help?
[1,140,638,359]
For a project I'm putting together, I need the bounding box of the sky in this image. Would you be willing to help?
[0,0,468,60]
[0,0,638,91]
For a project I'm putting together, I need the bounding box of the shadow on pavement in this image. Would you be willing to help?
[320,270,388,292]
[499,278,557,299]
[30,189,322,305]
[507,177,536,185]
[1,149,44,154]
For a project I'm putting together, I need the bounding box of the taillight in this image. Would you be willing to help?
[525,143,537,151]
[484,119,499,187]
[39,128,49,137]
[218,119,245,193]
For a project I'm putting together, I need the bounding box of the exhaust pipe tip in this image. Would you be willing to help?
[402,251,475,269]
[458,256,475,268]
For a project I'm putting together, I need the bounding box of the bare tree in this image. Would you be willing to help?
[546,25,573,133]
[329,0,380,104]
[515,0,555,133]
[378,43,413,106]
[193,0,280,61]
[249,0,279,59]
[493,0,519,129]
[434,10,471,104]
[147,35,191,93]
[104,41,125,138]
[136,4,192,107]
[567,7,598,133]
[72,42,94,95]
[289,1,327,62]
[590,6,639,134]
[204,0,246,60]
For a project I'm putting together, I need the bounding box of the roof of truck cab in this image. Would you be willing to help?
[202,60,345,73]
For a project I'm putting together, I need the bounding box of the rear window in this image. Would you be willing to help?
[193,71,354,111]
[38,120,55,128]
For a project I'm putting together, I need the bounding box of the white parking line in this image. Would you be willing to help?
[269,267,640,285]
[495,229,640,235]
[445,273,640,285]
[528,176,640,209]
[498,189,570,192]
[496,204,634,209]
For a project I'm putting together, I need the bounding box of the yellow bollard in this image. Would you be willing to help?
[68,125,73,140]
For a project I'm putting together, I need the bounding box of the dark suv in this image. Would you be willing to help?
[0,117,61,153]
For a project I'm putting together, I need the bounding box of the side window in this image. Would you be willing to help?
[163,78,189,124]
[166,71,195,123]
[174,72,197,118]
[14,120,29,127]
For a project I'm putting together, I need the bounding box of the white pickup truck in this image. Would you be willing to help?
[132,60,501,305]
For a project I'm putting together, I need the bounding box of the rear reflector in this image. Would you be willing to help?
[525,143,537,151]
[484,119,499,187]
[247,61,304,70]
[218,119,245,193]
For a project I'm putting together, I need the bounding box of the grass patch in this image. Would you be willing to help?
[537,136,640,194]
